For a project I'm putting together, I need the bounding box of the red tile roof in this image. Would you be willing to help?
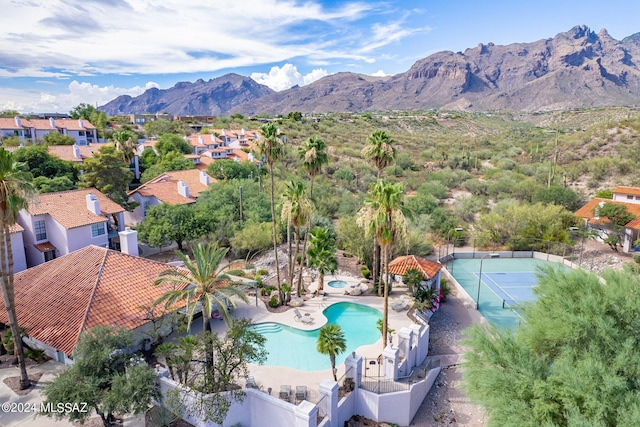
[0,117,22,130]
[34,242,56,252]
[129,169,212,205]
[574,198,640,228]
[613,186,640,196]
[28,188,124,229]
[388,255,442,280]
[0,246,186,355]
[47,143,111,162]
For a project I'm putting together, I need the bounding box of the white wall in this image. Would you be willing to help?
[337,390,356,426]
[355,367,440,426]
[157,372,316,427]
[67,222,108,253]
[22,336,73,365]
[11,231,27,273]
[125,193,160,225]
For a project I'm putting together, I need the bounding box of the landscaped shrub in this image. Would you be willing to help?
[226,269,246,277]
[360,266,371,279]
[268,296,279,308]
[257,269,269,276]
[440,279,451,302]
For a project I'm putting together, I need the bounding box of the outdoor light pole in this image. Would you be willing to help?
[476,253,499,310]
[446,228,464,269]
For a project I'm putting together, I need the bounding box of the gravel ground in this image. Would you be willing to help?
[410,286,487,427]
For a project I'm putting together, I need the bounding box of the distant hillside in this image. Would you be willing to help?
[100,25,640,115]
[99,73,274,116]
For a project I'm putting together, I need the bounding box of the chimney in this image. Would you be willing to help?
[78,119,84,129]
[118,227,139,257]
[177,180,189,198]
[241,128,246,135]
[72,144,81,159]
[248,152,255,162]
[198,136,205,145]
[86,193,101,215]
[221,129,226,136]
[14,116,21,127]
[199,171,210,186]
[49,117,55,128]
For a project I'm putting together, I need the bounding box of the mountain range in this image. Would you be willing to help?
[99,25,640,116]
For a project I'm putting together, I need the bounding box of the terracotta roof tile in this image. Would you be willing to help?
[613,186,640,196]
[0,117,22,130]
[34,242,56,252]
[28,188,124,229]
[129,169,212,205]
[388,255,442,280]
[47,143,111,162]
[0,246,186,355]
[574,198,640,227]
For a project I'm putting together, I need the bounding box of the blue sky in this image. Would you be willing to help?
[1,0,640,114]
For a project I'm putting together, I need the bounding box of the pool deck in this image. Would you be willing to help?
[205,274,416,404]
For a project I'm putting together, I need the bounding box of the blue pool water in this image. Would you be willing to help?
[327,280,348,288]
[252,302,382,371]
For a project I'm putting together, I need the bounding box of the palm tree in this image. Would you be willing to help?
[357,180,408,348]
[281,181,313,296]
[0,148,36,390]
[256,123,285,304]
[296,136,328,290]
[361,131,397,296]
[317,324,347,381]
[111,130,138,165]
[298,136,328,197]
[307,227,338,294]
[154,242,248,333]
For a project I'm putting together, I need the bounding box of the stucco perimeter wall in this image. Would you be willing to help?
[157,372,316,427]
[337,390,357,426]
[355,367,441,426]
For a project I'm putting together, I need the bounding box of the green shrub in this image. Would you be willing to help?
[440,279,451,302]
[268,296,279,308]
[226,269,246,277]
[257,269,269,276]
[25,348,46,362]
[360,266,371,279]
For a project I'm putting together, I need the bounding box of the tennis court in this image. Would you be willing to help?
[450,257,567,329]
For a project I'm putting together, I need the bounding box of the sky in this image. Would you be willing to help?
[2,0,640,114]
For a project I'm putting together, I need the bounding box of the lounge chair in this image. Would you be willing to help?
[246,377,259,389]
[391,295,410,311]
[295,385,307,402]
[294,309,313,324]
[279,385,291,401]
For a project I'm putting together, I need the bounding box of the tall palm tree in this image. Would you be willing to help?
[281,181,313,296]
[0,148,36,390]
[361,131,397,296]
[257,123,285,304]
[154,242,248,333]
[110,130,138,165]
[317,324,346,381]
[307,227,338,294]
[357,180,408,349]
[296,136,328,290]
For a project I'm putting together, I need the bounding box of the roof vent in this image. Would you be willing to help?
[14,116,21,127]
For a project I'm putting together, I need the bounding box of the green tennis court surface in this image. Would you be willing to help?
[451,257,568,329]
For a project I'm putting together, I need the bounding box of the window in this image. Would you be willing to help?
[143,201,151,215]
[627,195,633,200]
[34,220,47,241]
[44,250,56,262]
[91,223,106,237]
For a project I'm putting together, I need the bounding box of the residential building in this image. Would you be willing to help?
[574,186,640,253]
[17,188,126,268]
[0,244,185,364]
[8,223,27,273]
[126,169,212,223]
[0,117,97,145]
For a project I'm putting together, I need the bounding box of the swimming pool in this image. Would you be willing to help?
[252,302,382,371]
[327,280,348,288]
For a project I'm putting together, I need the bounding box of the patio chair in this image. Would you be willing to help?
[246,377,259,389]
[391,295,410,311]
[295,385,307,402]
[279,384,291,401]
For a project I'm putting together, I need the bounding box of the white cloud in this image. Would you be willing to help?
[0,1,426,78]
[251,64,328,91]
[371,70,388,77]
[0,80,158,113]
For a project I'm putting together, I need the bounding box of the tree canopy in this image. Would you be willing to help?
[463,267,640,427]
[136,203,207,250]
[80,145,133,205]
[42,326,159,427]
